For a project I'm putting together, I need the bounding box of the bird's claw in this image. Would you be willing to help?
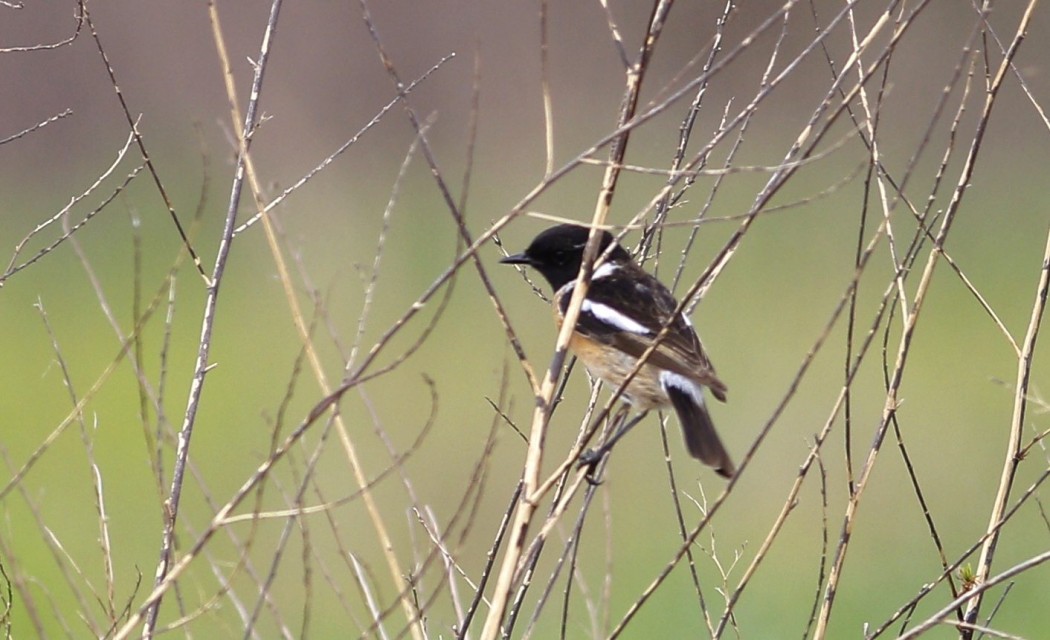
[578,448,607,485]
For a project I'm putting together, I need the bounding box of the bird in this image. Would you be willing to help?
[500,223,734,478]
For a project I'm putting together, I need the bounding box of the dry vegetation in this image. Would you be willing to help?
[1,0,1048,638]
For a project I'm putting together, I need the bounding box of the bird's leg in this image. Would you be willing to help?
[579,407,648,479]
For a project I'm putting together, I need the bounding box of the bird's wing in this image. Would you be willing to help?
[559,263,728,400]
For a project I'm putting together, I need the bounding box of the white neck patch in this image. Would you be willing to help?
[592,262,619,280]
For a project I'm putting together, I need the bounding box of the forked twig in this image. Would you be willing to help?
[2,130,140,285]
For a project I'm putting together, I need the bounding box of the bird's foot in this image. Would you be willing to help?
[578,447,609,485]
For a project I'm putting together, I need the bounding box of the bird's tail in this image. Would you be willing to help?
[666,386,735,478]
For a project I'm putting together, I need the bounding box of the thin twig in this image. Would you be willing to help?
[963,220,1050,633]
[479,1,674,634]
[2,129,139,284]
[0,0,83,52]
[142,0,285,634]
[0,108,73,146]
[81,3,207,281]
[900,547,1050,640]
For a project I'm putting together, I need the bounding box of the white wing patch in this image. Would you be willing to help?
[659,371,706,406]
[582,300,652,335]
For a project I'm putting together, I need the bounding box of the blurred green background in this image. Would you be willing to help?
[2,1,1049,638]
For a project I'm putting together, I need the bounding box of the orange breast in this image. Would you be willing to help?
[561,320,669,410]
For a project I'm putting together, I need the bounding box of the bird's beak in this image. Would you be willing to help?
[499,253,532,265]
